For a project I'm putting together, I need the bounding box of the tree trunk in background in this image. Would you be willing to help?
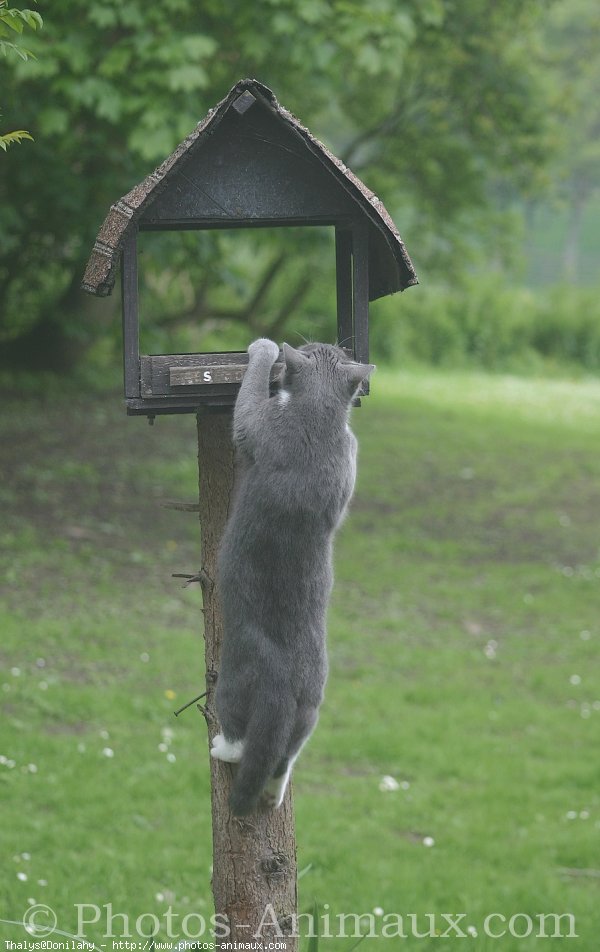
[563,197,584,284]
[197,410,298,951]
[0,318,76,373]
[0,266,118,373]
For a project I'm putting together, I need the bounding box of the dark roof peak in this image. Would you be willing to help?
[82,78,417,300]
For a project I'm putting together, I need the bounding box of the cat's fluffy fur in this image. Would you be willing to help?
[212,338,374,815]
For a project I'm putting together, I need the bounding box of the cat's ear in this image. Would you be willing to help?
[343,362,376,392]
[283,343,311,374]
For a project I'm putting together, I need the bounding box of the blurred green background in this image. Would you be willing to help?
[1,1,600,950]
[1,0,599,377]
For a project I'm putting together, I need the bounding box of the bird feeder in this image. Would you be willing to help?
[81,78,417,417]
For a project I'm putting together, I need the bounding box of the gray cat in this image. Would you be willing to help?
[210,337,374,815]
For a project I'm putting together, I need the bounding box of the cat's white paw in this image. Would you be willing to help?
[210,733,244,763]
[248,338,280,362]
[262,773,289,809]
[262,789,284,810]
[262,791,280,810]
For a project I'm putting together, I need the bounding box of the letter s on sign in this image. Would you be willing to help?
[203,370,212,382]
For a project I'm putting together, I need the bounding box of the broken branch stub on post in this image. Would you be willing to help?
[196,409,298,950]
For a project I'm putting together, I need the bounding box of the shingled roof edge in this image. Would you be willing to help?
[81,78,417,299]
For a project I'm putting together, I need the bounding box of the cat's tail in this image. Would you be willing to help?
[229,697,291,816]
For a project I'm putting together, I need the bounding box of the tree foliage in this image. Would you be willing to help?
[0,0,42,151]
[0,0,557,369]
[536,0,600,279]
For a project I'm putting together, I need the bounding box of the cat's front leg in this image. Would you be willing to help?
[233,338,281,447]
[247,337,280,364]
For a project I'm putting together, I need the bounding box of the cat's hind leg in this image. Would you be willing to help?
[210,733,244,763]
[263,757,293,809]
[262,705,318,808]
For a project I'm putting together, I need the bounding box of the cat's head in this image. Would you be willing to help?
[281,342,375,403]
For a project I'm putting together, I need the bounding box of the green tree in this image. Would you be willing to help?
[0,0,42,150]
[0,0,554,370]
[539,0,600,281]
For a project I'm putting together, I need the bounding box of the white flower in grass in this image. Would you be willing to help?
[140,652,150,663]
[155,892,165,903]
[379,775,399,792]
[27,763,38,773]
[566,811,577,820]
[400,780,410,790]
[37,879,48,887]
[158,743,168,753]
[17,871,28,881]
[423,836,435,847]
[21,852,31,861]
[570,674,581,686]
[36,658,46,668]
[373,907,384,917]
[467,925,477,937]
[39,681,48,691]
[579,810,590,820]
[102,747,114,758]
[166,753,176,763]
[161,727,174,742]
[100,729,110,740]
[580,630,591,641]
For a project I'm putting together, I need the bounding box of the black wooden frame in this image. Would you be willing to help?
[120,217,369,416]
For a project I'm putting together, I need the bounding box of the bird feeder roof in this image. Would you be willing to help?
[81,78,417,301]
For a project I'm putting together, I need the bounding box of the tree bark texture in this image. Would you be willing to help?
[197,409,298,951]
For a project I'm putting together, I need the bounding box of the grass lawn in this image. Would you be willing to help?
[1,369,599,950]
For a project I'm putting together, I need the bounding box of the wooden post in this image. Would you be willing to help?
[335,225,353,352]
[196,409,298,950]
[120,230,140,400]
[352,220,370,365]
